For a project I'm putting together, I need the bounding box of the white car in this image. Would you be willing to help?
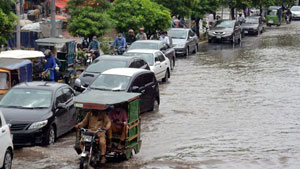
[291,6,300,20]
[0,111,13,169]
[124,49,171,82]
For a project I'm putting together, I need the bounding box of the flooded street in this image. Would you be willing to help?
[13,22,300,169]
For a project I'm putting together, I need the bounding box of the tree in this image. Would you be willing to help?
[0,0,16,46]
[67,0,113,38]
[153,0,193,17]
[109,0,171,36]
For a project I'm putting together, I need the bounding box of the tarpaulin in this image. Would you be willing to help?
[55,0,69,9]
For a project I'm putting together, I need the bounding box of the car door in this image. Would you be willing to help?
[130,75,147,113]
[0,115,5,165]
[161,42,172,61]
[142,73,157,110]
[62,88,77,132]
[54,88,69,136]
[158,51,168,76]
[155,52,166,80]
[188,30,197,51]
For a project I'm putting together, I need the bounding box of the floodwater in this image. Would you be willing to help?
[13,22,300,169]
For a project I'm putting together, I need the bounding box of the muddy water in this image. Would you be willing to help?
[13,22,300,169]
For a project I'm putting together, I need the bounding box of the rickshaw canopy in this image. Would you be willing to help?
[74,90,140,110]
[0,58,32,70]
[35,38,76,47]
[0,50,44,59]
[268,6,282,10]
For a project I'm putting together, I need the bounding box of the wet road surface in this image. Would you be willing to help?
[13,22,300,169]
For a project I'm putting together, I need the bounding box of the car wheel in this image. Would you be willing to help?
[2,150,12,169]
[43,125,55,146]
[185,48,189,57]
[162,69,169,83]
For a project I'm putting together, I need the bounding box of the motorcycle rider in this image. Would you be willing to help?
[87,36,101,58]
[111,33,127,55]
[126,29,136,45]
[160,31,170,45]
[76,110,111,164]
[237,13,245,25]
[136,28,147,40]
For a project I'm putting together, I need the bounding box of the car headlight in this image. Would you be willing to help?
[28,120,48,130]
[75,78,81,87]
[224,32,232,36]
[176,43,185,48]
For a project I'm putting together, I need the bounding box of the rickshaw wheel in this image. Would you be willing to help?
[123,150,133,160]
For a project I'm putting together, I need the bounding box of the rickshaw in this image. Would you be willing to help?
[35,38,77,86]
[0,58,32,98]
[266,6,282,26]
[0,50,45,80]
[73,90,142,168]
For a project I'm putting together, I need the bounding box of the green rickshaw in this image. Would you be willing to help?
[73,90,142,168]
[266,6,282,27]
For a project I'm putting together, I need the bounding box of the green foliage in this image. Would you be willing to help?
[0,0,16,45]
[67,0,114,38]
[109,0,171,35]
[153,0,193,16]
[191,0,220,19]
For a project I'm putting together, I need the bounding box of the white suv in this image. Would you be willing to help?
[0,111,13,169]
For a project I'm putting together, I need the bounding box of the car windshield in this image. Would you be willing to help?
[86,59,128,73]
[129,42,159,50]
[0,72,9,90]
[124,52,154,65]
[291,6,300,11]
[90,74,131,91]
[215,20,235,28]
[0,89,52,109]
[245,18,259,24]
[168,30,187,39]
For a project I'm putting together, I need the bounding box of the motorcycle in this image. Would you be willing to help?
[112,47,125,55]
[79,128,106,169]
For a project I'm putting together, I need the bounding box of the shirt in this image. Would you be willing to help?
[109,108,128,130]
[112,37,127,49]
[88,40,100,51]
[43,56,56,81]
[136,32,147,40]
[160,36,170,45]
[126,35,136,45]
[78,111,111,132]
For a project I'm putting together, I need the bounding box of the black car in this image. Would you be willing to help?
[128,40,176,70]
[0,82,77,146]
[208,20,242,44]
[88,68,160,113]
[241,16,264,35]
[74,55,150,92]
[167,28,199,57]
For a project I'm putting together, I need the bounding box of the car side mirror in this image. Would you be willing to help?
[57,103,67,109]
[132,86,139,92]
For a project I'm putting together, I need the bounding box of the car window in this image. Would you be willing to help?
[189,31,195,37]
[157,52,165,62]
[129,60,140,68]
[132,75,146,88]
[143,73,154,85]
[56,89,66,105]
[63,88,73,102]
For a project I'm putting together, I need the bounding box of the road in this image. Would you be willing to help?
[13,21,300,169]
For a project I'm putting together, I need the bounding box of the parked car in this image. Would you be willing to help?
[88,68,160,113]
[74,55,150,92]
[128,40,176,69]
[291,6,300,20]
[241,16,264,35]
[0,82,77,146]
[167,28,199,57]
[124,49,171,82]
[208,20,242,44]
[0,110,13,169]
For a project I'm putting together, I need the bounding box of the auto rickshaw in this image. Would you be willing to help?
[266,6,282,26]
[73,90,141,168]
[35,38,77,86]
[0,58,32,98]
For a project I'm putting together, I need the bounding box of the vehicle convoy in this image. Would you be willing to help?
[167,28,199,57]
[124,49,171,82]
[0,82,77,146]
[0,58,32,99]
[128,40,176,69]
[88,68,160,113]
[266,6,282,27]
[241,16,264,35]
[35,38,77,86]
[74,91,142,169]
[0,110,13,169]
[74,55,150,92]
[208,20,242,44]
[291,6,300,20]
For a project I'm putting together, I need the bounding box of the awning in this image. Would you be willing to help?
[47,15,68,21]
[55,0,69,9]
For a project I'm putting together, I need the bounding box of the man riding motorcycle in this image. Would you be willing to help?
[111,33,127,55]
[87,36,101,58]
[76,110,111,164]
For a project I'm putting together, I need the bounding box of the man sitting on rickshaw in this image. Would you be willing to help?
[108,104,128,150]
[76,110,111,164]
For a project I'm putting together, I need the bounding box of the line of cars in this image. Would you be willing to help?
[0,28,199,168]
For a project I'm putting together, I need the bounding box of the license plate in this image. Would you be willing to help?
[83,135,93,142]
[244,30,248,34]
[268,20,273,24]
[216,35,221,39]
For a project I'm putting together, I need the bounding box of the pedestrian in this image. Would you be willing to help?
[159,31,170,45]
[237,13,245,25]
[87,36,101,58]
[136,28,147,40]
[43,49,56,82]
[126,29,136,45]
[208,14,214,28]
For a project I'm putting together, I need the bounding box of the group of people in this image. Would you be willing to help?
[75,104,128,164]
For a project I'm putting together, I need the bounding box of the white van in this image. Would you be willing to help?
[0,111,13,169]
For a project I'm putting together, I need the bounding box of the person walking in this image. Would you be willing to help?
[136,28,147,40]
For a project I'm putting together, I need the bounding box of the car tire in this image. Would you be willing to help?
[43,125,56,146]
[162,69,169,83]
[2,150,12,169]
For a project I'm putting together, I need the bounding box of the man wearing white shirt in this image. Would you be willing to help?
[160,31,170,45]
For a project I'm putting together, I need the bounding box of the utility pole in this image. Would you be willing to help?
[16,0,21,49]
[50,0,56,38]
